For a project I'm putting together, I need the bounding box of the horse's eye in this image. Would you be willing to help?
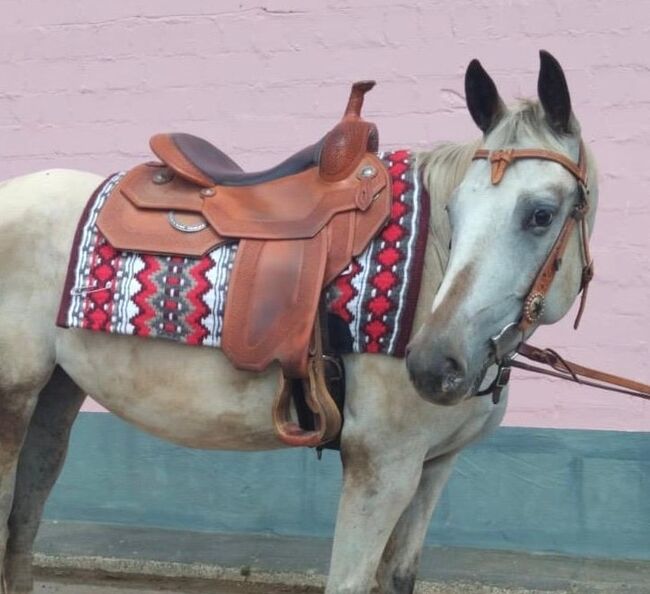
[529,208,554,228]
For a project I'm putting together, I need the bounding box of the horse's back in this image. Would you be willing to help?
[0,169,101,286]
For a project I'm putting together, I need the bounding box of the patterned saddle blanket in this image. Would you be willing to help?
[57,150,429,359]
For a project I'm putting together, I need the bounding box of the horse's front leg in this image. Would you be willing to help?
[375,452,458,594]
[325,436,425,594]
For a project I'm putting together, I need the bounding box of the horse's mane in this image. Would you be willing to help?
[416,141,478,277]
[415,100,598,279]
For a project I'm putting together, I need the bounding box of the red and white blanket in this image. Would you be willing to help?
[57,150,429,358]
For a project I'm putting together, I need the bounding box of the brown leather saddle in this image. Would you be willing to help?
[96,81,391,447]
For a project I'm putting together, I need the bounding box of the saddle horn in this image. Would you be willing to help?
[344,80,376,119]
[320,80,379,182]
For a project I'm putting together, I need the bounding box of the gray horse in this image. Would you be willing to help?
[0,51,597,594]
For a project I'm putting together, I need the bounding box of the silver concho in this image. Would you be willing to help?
[152,168,173,185]
[167,211,208,233]
[357,165,377,179]
[523,292,545,323]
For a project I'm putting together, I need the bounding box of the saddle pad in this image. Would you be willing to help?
[57,150,429,357]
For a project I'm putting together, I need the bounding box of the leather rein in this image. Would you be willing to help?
[471,143,650,404]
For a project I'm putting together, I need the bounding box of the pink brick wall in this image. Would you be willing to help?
[1,1,648,431]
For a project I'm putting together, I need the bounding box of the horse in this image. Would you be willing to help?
[0,50,597,594]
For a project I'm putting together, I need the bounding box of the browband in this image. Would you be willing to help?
[472,142,587,186]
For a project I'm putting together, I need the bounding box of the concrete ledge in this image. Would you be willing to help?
[34,521,650,593]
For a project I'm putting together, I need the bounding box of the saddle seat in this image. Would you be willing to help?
[150,80,379,190]
[150,132,325,188]
[96,81,391,448]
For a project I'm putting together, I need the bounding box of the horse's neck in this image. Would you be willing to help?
[411,241,444,331]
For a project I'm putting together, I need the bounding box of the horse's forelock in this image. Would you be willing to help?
[489,99,597,190]
[489,99,576,153]
[417,99,592,209]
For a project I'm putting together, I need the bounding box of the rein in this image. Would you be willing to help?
[512,343,650,401]
[472,143,650,404]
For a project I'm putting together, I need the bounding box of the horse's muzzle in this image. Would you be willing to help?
[405,345,472,405]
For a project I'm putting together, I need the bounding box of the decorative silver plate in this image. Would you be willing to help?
[167,211,208,233]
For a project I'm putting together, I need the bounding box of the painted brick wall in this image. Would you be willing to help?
[1,1,648,431]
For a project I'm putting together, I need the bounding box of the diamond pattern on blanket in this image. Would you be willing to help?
[57,151,429,357]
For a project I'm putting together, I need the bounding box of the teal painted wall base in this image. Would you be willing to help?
[45,413,650,560]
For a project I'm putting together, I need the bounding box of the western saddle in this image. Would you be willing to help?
[97,81,391,447]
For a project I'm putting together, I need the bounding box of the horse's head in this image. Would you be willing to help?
[407,51,599,405]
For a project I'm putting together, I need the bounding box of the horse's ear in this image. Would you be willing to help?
[538,50,573,134]
[465,59,505,133]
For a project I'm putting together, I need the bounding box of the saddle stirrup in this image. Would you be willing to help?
[271,317,342,448]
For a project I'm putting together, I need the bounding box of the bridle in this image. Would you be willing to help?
[470,142,650,404]
[475,142,593,337]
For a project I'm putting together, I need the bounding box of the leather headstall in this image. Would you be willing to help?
[473,143,650,404]
[473,142,593,334]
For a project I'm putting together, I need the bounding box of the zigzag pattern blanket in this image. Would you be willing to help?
[57,150,429,358]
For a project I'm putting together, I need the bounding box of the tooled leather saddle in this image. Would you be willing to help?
[96,81,392,447]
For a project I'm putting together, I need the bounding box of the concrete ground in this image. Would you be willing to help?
[33,572,629,594]
[33,522,650,594]
[34,578,245,594]
[34,573,296,593]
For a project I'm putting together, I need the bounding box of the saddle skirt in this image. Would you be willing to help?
[57,150,429,361]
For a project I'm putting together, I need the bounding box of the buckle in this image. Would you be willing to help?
[491,363,513,404]
[572,197,589,220]
[321,354,344,382]
[476,361,513,400]
[495,365,511,388]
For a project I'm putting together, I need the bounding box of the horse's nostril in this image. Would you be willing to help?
[440,357,465,393]
[442,356,461,375]
[406,349,468,397]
